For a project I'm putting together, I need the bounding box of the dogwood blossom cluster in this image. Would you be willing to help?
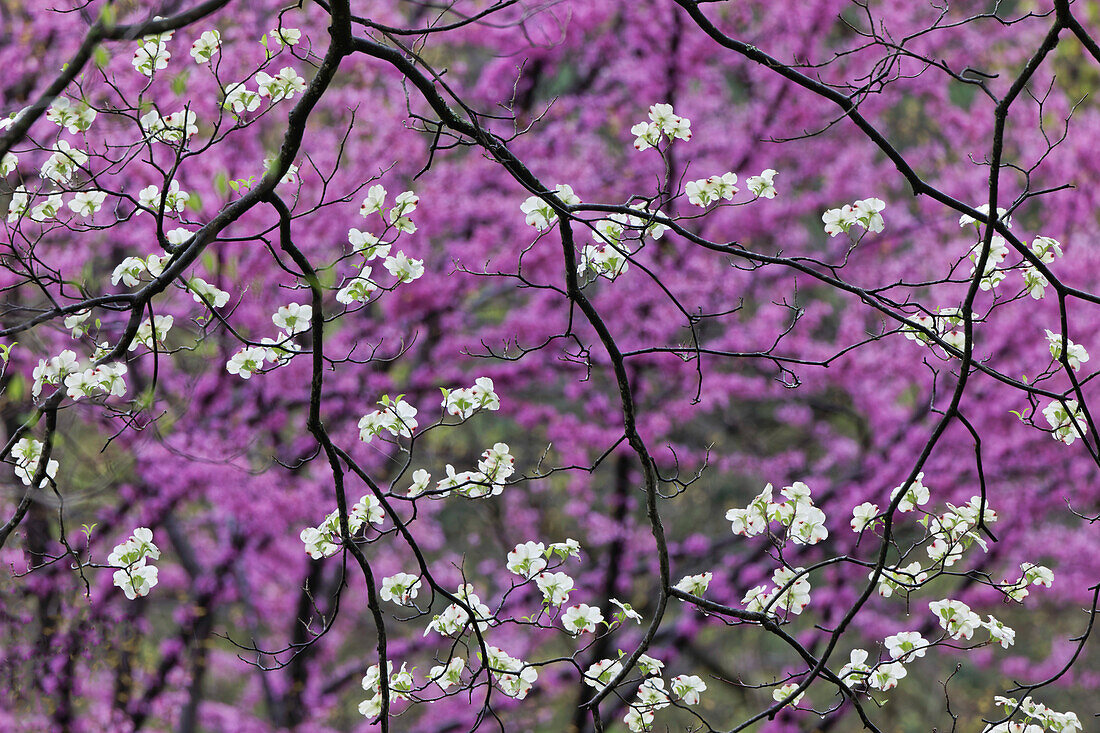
[1044,330,1089,372]
[685,172,738,207]
[379,572,422,606]
[519,183,580,231]
[747,168,779,198]
[872,561,928,599]
[46,96,97,134]
[441,377,500,419]
[358,395,419,442]
[108,528,160,600]
[902,306,970,356]
[190,30,221,63]
[606,652,707,732]
[425,583,493,636]
[772,682,806,706]
[133,28,172,77]
[41,141,87,184]
[725,481,828,546]
[64,362,128,401]
[32,349,78,398]
[561,603,604,635]
[742,565,812,616]
[986,695,1082,733]
[137,180,189,214]
[998,562,1055,603]
[141,108,199,145]
[358,661,414,719]
[431,442,515,498]
[10,437,59,488]
[300,493,385,559]
[921,496,997,567]
[631,103,691,150]
[428,657,464,691]
[822,198,885,236]
[969,235,1010,290]
[187,277,230,308]
[673,571,712,598]
[255,67,307,102]
[349,186,425,292]
[481,645,538,699]
[1023,236,1064,299]
[1041,399,1087,445]
[129,315,173,352]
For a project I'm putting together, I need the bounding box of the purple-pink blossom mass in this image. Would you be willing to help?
[1,1,1098,732]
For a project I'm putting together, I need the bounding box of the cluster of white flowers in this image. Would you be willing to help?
[772,682,806,706]
[968,235,1010,290]
[520,183,580,231]
[986,695,1082,733]
[726,481,828,546]
[46,97,97,134]
[1041,398,1086,445]
[873,562,927,599]
[129,315,173,352]
[956,207,1067,300]
[255,67,307,102]
[428,657,464,691]
[742,565,812,616]
[190,30,221,63]
[747,168,779,198]
[300,493,385,559]
[379,572,421,606]
[922,496,997,567]
[430,442,515,498]
[137,180,189,214]
[631,103,691,151]
[187,277,230,308]
[223,82,262,115]
[1023,235,1063,299]
[998,561,1055,603]
[482,645,538,699]
[425,583,493,636]
[441,377,500,419]
[112,252,169,288]
[902,306,970,356]
[226,346,268,379]
[268,27,303,47]
[68,190,107,218]
[349,186,425,292]
[272,302,312,335]
[605,651,707,732]
[64,362,128,401]
[32,349,78,398]
[358,395,419,442]
[561,603,604,635]
[141,108,199,145]
[685,172,738,207]
[41,141,87,184]
[358,661,415,718]
[133,29,172,76]
[891,471,930,513]
[822,198,885,237]
[11,437,59,487]
[336,266,378,304]
[1044,329,1089,372]
[673,571,712,598]
[928,598,983,639]
[109,528,160,600]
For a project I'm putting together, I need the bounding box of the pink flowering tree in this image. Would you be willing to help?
[1,1,1099,731]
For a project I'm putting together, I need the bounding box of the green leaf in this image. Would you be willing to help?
[170,70,191,97]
